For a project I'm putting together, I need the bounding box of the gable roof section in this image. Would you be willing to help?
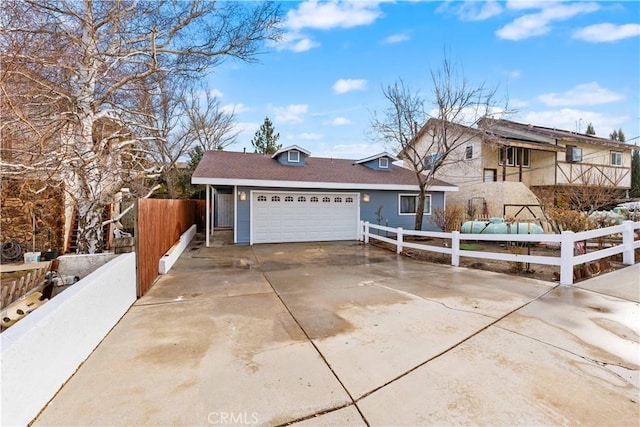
[355,152,399,164]
[271,145,311,158]
[192,151,457,192]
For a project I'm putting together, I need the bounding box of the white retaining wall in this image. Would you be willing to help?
[158,224,197,275]
[1,252,137,427]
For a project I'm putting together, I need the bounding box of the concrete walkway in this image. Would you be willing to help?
[34,237,639,426]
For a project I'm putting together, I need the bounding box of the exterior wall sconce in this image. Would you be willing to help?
[239,191,247,201]
[362,194,370,203]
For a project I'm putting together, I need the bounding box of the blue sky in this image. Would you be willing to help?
[208,0,640,159]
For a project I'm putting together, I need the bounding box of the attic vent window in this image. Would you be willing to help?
[288,150,300,163]
[379,157,389,169]
[465,145,473,160]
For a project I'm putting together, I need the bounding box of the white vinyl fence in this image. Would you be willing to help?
[359,220,640,286]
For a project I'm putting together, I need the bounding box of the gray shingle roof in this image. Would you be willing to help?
[192,150,456,190]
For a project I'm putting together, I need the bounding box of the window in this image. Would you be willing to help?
[378,157,389,169]
[611,151,623,166]
[345,197,353,203]
[399,194,431,215]
[310,196,319,203]
[425,152,440,170]
[297,196,306,202]
[565,145,583,163]
[465,145,473,160]
[288,150,300,163]
[257,195,267,202]
[334,197,342,203]
[499,147,530,167]
[271,196,280,202]
[285,196,294,202]
[322,196,331,203]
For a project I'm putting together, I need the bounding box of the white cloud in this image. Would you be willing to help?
[537,82,624,107]
[233,121,261,141]
[275,32,321,52]
[509,98,529,109]
[333,78,368,94]
[520,108,628,137]
[382,33,410,44]
[286,132,323,141]
[325,117,352,126]
[496,2,600,40]
[454,0,503,21]
[573,23,640,43]
[209,88,224,98]
[285,0,385,31]
[505,0,560,11]
[221,103,250,114]
[271,104,309,124]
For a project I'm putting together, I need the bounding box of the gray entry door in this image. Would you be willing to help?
[216,193,234,228]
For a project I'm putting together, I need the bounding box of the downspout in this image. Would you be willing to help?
[205,184,210,247]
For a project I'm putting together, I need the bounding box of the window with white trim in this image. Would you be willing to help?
[345,197,353,203]
[399,194,431,215]
[257,195,267,202]
[499,147,530,167]
[378,157,389,169]
[271,196,280,202]
[288,150,300,163]
[310,196,318,202]
[298,196,306,202]
[610,151,623,166]
[334,197,342,203]
[285,196,294,202]
[322,196,331,203]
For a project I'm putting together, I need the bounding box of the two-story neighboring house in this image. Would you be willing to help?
[405,118,634,218]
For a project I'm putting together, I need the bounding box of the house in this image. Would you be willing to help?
[406,118,634,218]
[191,145,457,245]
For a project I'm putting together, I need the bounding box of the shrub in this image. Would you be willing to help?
[430,206,466,232]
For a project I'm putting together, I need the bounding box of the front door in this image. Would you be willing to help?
[216,193,234,228]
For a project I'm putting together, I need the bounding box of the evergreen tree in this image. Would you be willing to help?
[251,117,281,154]
[610,128,626,142]
[585,123,595,135]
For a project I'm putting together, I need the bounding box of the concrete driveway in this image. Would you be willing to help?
[34,237,639,426]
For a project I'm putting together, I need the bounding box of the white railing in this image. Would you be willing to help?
[360,220,640,286]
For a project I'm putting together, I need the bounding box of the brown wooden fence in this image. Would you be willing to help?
[136,199,206,297]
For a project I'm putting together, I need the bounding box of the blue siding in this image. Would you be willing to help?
[274,150,307,166]
[359,190,443,231]
[233,186,446,244]
[361,157,392,171]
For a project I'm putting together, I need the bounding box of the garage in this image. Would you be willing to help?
[251,191,359,244]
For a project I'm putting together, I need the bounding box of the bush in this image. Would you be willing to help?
[547,207,594,232]
[430,206,465,232]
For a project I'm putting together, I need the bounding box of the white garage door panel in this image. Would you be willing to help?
[252,192,358,244]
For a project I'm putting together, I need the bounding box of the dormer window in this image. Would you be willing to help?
[379,157,389,169]
[288,150,300,163]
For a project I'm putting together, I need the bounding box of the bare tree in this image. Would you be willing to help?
[371,56,505,230]
[0,0,281,253]
[184,89,239,152]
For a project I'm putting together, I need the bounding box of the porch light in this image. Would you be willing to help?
[239,191,247,201]
[362,194,370,203]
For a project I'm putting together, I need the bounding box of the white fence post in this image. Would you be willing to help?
[622,220,634,265]
[560,230,574,285]
[397,227,403,254]
[357,220,363,241]
[451,231,460,267]
[364,221,370,244]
